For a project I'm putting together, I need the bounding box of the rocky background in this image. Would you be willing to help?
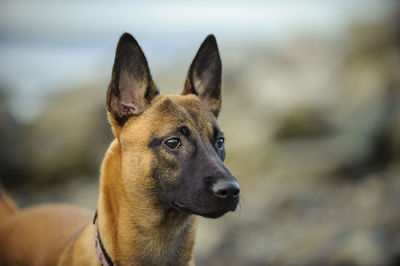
[1,2,400,266]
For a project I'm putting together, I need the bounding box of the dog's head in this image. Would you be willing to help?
[106,33,239,218]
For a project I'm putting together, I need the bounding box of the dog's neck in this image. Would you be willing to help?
[96,139,197,266]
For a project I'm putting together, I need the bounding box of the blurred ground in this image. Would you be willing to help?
[1,1,400,266]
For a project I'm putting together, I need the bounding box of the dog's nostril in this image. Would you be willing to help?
[216,189,228,198]
[232,188,240,198]
[212,180,240,199]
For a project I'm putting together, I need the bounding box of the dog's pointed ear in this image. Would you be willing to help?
[107,33,159,125]
[182,35,222,117]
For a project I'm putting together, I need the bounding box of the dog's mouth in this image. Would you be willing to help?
[171,200,186,210]
[171,200,232,219]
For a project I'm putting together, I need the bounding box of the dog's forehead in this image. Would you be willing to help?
[153,94,217,135]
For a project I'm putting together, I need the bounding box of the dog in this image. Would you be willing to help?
[0,33,240,266]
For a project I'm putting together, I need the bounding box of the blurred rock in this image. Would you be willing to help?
[0,88,25,186]
[273,107,333,140]
[23,83,113,185]
[195,18,400,266]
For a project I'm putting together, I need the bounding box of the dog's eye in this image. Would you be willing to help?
[216,137,224,149]
[165,138,181,149]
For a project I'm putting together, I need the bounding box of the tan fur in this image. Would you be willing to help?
[0,204,93,265]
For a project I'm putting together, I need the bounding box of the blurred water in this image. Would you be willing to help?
[0,0,391,122]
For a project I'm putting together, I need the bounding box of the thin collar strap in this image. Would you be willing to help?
[93,210,114,266]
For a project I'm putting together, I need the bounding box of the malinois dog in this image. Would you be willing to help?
[0,33,240,266]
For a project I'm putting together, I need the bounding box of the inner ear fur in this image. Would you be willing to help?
[107,33,159,126]
[182,34,222,117]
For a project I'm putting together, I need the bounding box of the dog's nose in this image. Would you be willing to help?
[212,180,240,199]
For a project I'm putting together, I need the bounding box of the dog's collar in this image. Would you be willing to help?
[93,210,114,266]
